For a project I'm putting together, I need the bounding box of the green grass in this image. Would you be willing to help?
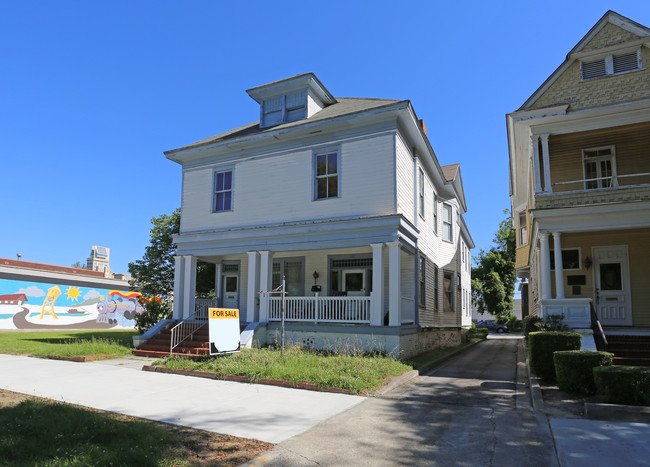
[159,345,412,394]
[0,331,137,358]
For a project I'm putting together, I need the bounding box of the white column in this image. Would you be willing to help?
[539,233,552,300]
[215,263,222,304]
[258,251,272,323]
[181,255,197,319]
[553,232,565,299]
[532,135,542,194]
[246,251,259,323]
[387,242,401,326]
[541,134,552,193]
[172,255,183,320]
[370,243,384,326]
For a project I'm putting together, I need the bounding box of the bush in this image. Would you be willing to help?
[528,331,582,381]
[553,350,614,394]
[523,314,568,338]
[134,298,172,334]
[593,366,650,406]
[506,315,522,332]
[464,324,488,342]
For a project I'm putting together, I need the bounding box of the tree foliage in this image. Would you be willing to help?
[471,210,516,323]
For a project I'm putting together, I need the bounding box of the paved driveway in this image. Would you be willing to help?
[253,335,557,466]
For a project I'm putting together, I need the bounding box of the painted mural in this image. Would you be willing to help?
[0,279,146,330]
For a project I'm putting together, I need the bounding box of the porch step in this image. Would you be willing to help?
[605,335,650,367]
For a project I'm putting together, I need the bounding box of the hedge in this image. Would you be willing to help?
[465,327,488,341]
[528,331,582,381]
[553,351,614,394]
[593,366,650,406]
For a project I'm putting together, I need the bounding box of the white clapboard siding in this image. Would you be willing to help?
[395,133,415,224]
[180,133,396,233]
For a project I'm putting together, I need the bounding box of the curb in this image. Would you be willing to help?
[585,402,650,423]
[523,340,545,413]
[39,354,120,363]
[142,365,357,395]
[416,338,485,375]
[369,370,419,396]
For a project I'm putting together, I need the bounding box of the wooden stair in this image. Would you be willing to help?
[132,323,247,358]
[606,335,650,367]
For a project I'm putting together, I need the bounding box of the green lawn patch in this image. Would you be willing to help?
[0,331,137,358]
[157,346,412,394]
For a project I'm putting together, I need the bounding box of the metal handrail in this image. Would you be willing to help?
[169,311,208,354]
[589,302,608,350]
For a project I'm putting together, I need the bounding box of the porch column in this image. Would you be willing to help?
[258,251,272,323]
[246,251,259,323]
[370,243,384,326]
[172,255,183,320]
[215,263,222,305]
[541,134,552,193]
[553,232,565,299]
[181,255,197,319]
[531,135,543,194]
[539,232,552,300]
[387,242,401,326]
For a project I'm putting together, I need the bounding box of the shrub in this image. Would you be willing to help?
[528,331,582,381]
[523,314,568,338]
[506,315,522,332]
[593,366,650,406]
[134,298,172,334]
[464,324,488,342]
[553,350,614,394]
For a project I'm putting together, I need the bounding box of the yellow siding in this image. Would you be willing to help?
[516,245,530,269]
[582,23,640,51]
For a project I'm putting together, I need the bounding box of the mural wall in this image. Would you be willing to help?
[0,278,146,330]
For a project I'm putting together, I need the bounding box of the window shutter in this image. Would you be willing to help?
[581,59,606,80]
[613,51,639,74]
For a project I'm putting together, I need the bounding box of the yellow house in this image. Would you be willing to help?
[507,11,650,354]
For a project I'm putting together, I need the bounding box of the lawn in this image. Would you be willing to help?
[158,345,413,394]
[0,330,137,358]
[0,390,272,466]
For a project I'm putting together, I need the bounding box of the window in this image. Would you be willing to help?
[583,146,616,189]
[443,271,454,312]
[418,169,425,218]
[434,265,439,311]
[419,256,426,305]
[550,248,581,271]
[433,193,438,235]
[214,170,233,212]
[262,91,306,127]
[518,211,528,245]
[272,258,305,296]
[581,50,641,80]
[442,203,453,242]
[315,151,339,199]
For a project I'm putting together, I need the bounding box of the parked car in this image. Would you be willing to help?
[475,320,508,333]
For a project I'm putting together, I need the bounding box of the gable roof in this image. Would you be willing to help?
[165,97,405,155]
[520,10,650,110]
[441,163,459,182]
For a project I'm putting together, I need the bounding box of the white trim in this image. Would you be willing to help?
[312,147,341,201]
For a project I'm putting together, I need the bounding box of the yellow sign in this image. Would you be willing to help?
[209,308,239,319]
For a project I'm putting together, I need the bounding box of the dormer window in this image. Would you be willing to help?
[581,50,641,80]
[262,91,306,127]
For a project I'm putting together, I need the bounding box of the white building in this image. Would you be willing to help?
[164,73,474,358]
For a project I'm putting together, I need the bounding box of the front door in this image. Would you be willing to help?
[222,274,239,309]
[343,269,366,296]
[593,245,632,326]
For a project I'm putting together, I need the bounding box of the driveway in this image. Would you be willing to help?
[252,335,557,466]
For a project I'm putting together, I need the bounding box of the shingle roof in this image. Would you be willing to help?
[165,97,405,154]
[441,163,459,182]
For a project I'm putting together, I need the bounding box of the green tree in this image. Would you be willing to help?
[70,261,87,269]
[471,210,516,323]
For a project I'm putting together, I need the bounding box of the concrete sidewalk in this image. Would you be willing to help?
[0,354,363,444]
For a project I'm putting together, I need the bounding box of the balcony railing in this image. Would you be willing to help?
[268,295,372,324]
[536,175,650,209]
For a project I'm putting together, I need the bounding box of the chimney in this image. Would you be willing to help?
[419,119,427,136]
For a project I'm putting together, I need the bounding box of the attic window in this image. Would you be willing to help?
[262,91,306,126]
[581,50,641,80]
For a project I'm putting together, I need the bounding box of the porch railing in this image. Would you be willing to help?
[401,297,415,324]
[268,295,371,324]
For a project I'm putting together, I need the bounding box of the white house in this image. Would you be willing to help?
[164,73,474,358]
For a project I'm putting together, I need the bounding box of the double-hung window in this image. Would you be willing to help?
[443,271,454,311]
[433,193,438,235]
[442,203,453,242]
[434,265,439,311]
[419,256,426,305]
[214,170,233,212]
[583,146,616,189]
[518,211,528,245]
[315,151,339,200]
[418,168,425,218]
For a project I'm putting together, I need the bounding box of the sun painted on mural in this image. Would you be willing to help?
[65,286,82,302]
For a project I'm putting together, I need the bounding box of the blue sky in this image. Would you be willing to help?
[1,1,648,275]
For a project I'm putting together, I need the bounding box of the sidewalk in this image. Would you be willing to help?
[0,354,363,444]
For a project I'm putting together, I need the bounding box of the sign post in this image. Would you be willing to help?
[208,308,240,354]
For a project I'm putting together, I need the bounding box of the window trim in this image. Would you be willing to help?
[313,148,341,201]
[213,168,234,213]
[419,255,426,306]
[580,49,642,81]
[442,203,453,243]
[433,193,438,235]
[433,265,439,311]
[550,248,582,272]
[443,270,454,312]
[582,145,617,190]
[518,211,528,246]
[418,168,425,219]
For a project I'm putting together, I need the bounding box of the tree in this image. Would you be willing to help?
[70,261,87,269]
[471,210,516,323]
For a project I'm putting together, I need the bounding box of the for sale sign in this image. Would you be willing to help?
[208,308,240,354]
